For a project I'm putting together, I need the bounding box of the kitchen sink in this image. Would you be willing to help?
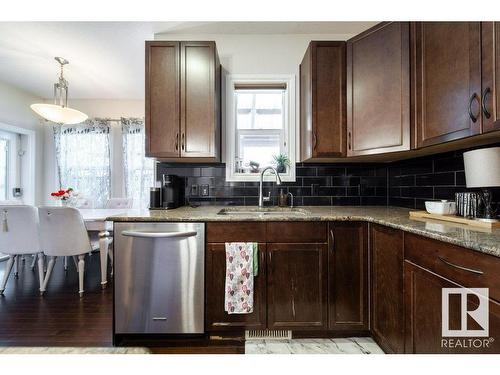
[217,207,311,216]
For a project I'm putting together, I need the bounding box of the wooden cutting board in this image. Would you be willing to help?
[409,211,500,229]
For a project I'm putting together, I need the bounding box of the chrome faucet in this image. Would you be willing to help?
[259,166,282,208]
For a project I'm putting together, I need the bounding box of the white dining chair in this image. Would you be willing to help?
[105,197,133,209]
[38,207,95,297]
[72,198,94,209]
[0,205,43,295]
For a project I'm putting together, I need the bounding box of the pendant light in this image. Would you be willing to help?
[31,57,88,125]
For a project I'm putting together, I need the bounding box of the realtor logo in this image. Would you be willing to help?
[442,288,489,337]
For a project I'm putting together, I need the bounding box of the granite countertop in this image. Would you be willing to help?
[107,206,500,258]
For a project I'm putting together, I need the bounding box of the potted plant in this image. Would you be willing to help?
[273,153,290,173]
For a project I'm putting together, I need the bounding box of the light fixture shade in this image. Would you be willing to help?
[463,147,500,188]
[31,103,88,125]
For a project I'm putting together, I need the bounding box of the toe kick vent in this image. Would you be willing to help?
[245,330,292,340]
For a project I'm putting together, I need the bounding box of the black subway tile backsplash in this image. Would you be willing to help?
[157,162,387,207]
[387,144,500,209]
[157,143,499,210]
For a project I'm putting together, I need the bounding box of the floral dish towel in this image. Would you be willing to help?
[224,242,256,314]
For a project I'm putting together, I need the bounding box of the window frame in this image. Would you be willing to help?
[0,134,10,201]
[225,74,296,182]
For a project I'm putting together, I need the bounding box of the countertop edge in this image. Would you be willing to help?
[105,208,500,259]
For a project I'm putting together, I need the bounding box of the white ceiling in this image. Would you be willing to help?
[0,22,375,99]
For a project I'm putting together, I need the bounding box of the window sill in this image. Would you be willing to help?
[225,172,296,183]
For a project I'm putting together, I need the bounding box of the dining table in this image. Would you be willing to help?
[79,208,141,288]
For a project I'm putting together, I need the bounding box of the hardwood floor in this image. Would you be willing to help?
[0,254,245,353]
[0,254,113,347]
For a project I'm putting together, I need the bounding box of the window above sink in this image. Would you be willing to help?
[225,74,296,182]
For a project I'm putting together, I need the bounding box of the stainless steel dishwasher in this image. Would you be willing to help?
[114,222,205,334]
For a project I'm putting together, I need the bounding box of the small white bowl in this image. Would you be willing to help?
[425,200,457,215]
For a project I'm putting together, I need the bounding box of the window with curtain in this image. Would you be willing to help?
[121,118,155,208]
[54,119,111,208]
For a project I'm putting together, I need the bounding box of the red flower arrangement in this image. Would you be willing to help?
[50,188,75,201]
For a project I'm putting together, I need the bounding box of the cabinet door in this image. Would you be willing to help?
[205,243,267,331]
[145,41,180,158]
[267,243,328,330]
[413,22,482,147]
[347,22,410,156]
[300,42,346,160]
[404,261,500,353]
[481,22,500,133]
[371,224,405,353]
[180,41,220,160]
[328,222,368,332]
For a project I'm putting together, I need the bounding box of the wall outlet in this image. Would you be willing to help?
[190,184,199,196]
[200,184,210,197]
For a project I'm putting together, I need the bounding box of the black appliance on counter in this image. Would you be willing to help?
[161,174,185,209]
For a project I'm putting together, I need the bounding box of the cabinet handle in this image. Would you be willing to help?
[482,87,492,119]
[329,229,335,252]
[438,256,484,275]
[175,133,179,150]
[313,132,317,150]
[181,133,185,150]
[348,132,352,150]
[468,93,480,123]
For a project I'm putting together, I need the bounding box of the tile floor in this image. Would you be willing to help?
[245,337,384,354]
[0,347,151,354]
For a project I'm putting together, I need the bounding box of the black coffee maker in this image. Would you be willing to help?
[161,174,185,209]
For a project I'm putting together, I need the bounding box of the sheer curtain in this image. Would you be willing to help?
[54,119,111,208]
[121,118,155,208]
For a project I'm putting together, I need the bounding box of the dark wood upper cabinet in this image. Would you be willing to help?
[205,243,267,331]
[481,22,500,133]
[371,224,405,354]
[145,42,180,158]
[267,243,328,330]
[145,41,221,161]
[180,42,221,159]
[300,41,346,160]
[347,22,411,156]
[413,22,482,147]
[328,222,368,332]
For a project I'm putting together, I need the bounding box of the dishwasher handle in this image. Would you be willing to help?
[121,230,198,239]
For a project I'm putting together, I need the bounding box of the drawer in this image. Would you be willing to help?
[266,222,327,243]
[206,222,266,242]
[405,233,500,302]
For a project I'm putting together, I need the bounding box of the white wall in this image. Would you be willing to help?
[43,99,144,204]
[0,80,44,204]
[153,32,357,161]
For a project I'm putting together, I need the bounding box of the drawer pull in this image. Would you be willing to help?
[438,257,484,275]
[329,229,335,252]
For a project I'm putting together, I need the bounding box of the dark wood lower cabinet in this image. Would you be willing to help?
[328,222,368,332]
[370,224,405,353]
[404,261,500,353]
[204,221,500,354]
[267,243,328,330]
[205,243,267,332]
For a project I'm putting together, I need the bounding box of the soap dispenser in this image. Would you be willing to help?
[278,189,287,207]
